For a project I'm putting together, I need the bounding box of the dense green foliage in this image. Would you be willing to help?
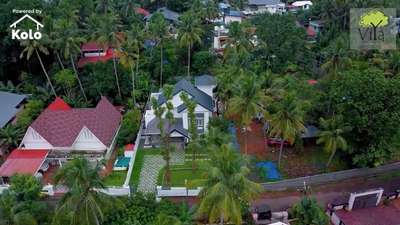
[291,196,329,225]
[104,193,192,225]
[117,108,142,146]
[0,175,50,225]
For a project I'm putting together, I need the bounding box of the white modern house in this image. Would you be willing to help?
[244,0,286,15]
[141,75,216,148]
[18,97,122,160]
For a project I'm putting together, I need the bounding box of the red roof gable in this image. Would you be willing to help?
[0,149,48,177]
[30,97,121,147]
[47,97,71,111]
[135,7,150,16]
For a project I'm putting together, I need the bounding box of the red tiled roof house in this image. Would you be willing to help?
[18,97,122,160]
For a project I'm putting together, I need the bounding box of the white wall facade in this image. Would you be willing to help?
[224,16,242,24]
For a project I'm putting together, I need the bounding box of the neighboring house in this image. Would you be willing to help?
[214,3,244,24]
[0,91,27,129]
[328,188,400,225]
[287,1,312,12]
[244,0,286,15]
[19,97,122,161]
[141,75,216,148]
[144,7,180,24]
[224,10,244,24]
[77,42,120,68]
[213,25,230,53]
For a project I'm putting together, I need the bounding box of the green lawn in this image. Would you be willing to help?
[158,162,207,187]
[129,148,161,187]
[103,171,127,186]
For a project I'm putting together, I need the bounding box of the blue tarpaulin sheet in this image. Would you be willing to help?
[256,161,281,180]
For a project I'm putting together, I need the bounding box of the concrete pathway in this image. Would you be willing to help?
[137,148,185,193]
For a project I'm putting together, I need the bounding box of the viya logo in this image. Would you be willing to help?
[10,14,43,40]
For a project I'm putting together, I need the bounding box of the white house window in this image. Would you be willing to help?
[195,119,204,129]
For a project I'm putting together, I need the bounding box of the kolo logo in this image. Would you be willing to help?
[10,14,43,40]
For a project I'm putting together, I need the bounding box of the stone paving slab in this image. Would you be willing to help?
[137,148,185,193]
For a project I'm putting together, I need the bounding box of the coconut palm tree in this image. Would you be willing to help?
[202,0,219,22]
[226,21,254,59]
[120,24,144,105]
[20,38,56,97]
[269,92,306,167]
[119,35,138,104]
[148,12,168,87]
[197,144,262,225]
[52,158,115,225]
[227,73,270,154]
[53,18,87,101]
[89,13,123,98]
[321,37,351,80]
[178,10,203,78]
[180,92,199,170]
[317,116,348,167]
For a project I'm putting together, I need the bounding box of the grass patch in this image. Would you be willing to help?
[129,148,161,187]
[158,162,207,187]
[103,171,127,186]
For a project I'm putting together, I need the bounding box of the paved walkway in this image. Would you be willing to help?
[137,148,185,193]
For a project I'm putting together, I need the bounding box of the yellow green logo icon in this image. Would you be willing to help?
[359,10,389,28]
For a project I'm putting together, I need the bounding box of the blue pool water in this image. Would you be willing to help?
[256,161,281,180]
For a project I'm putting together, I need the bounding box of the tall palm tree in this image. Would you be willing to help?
[52,158,115,225]
[317,116,348,167]
[227,73,270,154]
[120,24,144,105]
[202,0,219,22]
[321,37,351,80]
[148,12,168,87]
[162,85,175,185]
[269,92,306,167]
[89,13,123,98]
[226,21,254,59]
[20,38,56,97]
[119,35,138,104]
[180,92,199,170]
[178,10,203,78]
[197,144,262,225]
[53,18,87,101]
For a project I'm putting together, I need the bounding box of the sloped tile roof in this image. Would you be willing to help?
[0,149,48,177]
[157,79,214,112]
[30,97,121,147]
[0,91,26,128]
[194,74,216,86]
